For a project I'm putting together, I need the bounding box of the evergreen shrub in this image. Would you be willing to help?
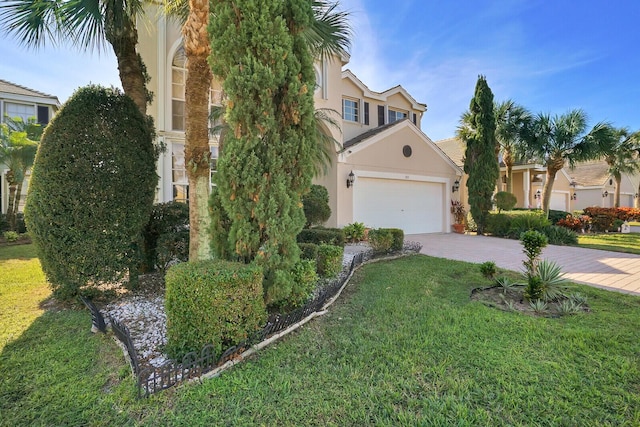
[297,228,345,247]
[141,202,189,272]
[289,259,318,307]
[302,184,331,227]
[298,242,319,261]
[368,228,393,254]
[156,231,190,272]
[382,228,404,252]
[24,85,157,300]
[486,213,512,237]
[494,191,517,212]
[165,260,266,360]
[316,244,344,278]
[548,210,572,225]
[508,212,551,238]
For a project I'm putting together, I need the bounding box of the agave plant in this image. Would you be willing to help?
[558,299,583,315]
[529,299,548,313]
[495,276,516,294]
[537,260,570,301]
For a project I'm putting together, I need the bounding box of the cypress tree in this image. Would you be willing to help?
[209,0,316,306]
[462,75,499,235]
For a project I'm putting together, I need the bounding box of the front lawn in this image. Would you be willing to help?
[577,233,640,255]
[1,247,639,425]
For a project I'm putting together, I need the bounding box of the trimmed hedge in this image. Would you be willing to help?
[302,184,331,227]
[486,213,512,237]
[289,259,318,307]
[298,242,319,261]
[165,260,267,360]
[297,227,345,247]
[368,228,393,254]
[494,191,517,212]
[317,244,344,278]
[24,85,157,299]
[384,228,404,252]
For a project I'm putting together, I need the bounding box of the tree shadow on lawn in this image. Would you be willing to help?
[0,308,136,426]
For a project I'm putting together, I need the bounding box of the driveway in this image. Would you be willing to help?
[406,233,640,296]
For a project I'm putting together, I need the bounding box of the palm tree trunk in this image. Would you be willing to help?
[11,180,25,229]
[6,183,17,231]
[104,13,148,116]
[542,166,559,215]
[184,0,213,261]
[614,175,622,207]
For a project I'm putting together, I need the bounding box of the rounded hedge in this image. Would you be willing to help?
[25,85,157,299]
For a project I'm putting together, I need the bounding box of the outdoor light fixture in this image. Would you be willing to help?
[635,193,639,199]
[571,192,577,201]
[534,190,541,200]
[346,170,355,188]
[452,179,460,193]
[602,191,609,198]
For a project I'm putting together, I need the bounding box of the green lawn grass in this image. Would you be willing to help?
[1,247,640,425]
[577,233,640,255]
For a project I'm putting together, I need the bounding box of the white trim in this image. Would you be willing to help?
[341,69,426,112]
[353,169,449,184]
[0,92,59,107]
[156,14,166,131]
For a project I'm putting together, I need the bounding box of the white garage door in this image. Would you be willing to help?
[550,192,567,211]
[353,177,444,234]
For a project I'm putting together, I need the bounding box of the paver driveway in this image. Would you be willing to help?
[407,233,640,295]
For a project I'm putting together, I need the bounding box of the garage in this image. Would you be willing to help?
[550,192,568,211]
[353,177,445,234]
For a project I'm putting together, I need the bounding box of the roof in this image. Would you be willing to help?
[567,160,611,187]
[342,120,405,150]
[435,137,465,167]
[0,79,60,104]
[341,70,427,112]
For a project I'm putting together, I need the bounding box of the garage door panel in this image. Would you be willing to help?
[353,177,444,234]
[550,192,567,211]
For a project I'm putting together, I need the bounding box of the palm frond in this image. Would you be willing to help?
[0,0,65,48]
[305,0,352,61]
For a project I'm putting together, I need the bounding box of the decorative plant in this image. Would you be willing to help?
[343,222,366,242]
[520,230,548,301]
[480,261,497,279]
[451,200,467,225]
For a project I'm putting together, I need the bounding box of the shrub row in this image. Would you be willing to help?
[486,212,577,245]
[582,207,640,232]
[297,227,345,247]
[165,260,267,361]
[298,242,343,278]
[368,228,404,254]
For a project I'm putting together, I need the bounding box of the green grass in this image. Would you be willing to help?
[2,247,640,425]
[577,233,640,255]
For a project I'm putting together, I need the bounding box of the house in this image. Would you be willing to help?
[436,137,640,212]
[0,79,60,215]
[138,12,463,234]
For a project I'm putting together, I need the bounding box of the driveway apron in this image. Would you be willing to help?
[406,233,640,296]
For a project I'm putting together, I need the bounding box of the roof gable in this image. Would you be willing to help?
[341,70,426,112]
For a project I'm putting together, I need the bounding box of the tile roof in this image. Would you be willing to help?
[0,78,58,101]
[434,136,465,167]
[567,160,611,187]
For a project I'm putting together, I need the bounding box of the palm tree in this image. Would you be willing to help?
[494,100,531,194]
[171,0,351,260]
[602,128,640,207]
[0,118,40,231]
[0,0,149,115]
[525,110,614,214]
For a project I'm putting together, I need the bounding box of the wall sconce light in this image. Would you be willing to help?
[635,193,639,199]
[501,175,507,184]
[346,170,355,188]
[571,192,577,201]
[534,190,541,200]
[602,190,609,198]
[452,179,460,193]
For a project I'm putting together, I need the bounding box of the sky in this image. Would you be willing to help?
[1,0,639,141]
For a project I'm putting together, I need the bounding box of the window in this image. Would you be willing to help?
[171,46,223,132]
[4,102,35,123]
[364,102,370,125]
[342,98,359,122]
[388,108,407,124]
[172,143,219,203]
[37,106,49,125]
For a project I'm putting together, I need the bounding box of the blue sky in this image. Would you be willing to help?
[1,0,639,141]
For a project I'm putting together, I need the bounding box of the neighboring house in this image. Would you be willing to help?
[0,79,60,215]
[436,137,640,213]
[138,12,463,234]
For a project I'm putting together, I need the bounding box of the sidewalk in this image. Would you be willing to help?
[406,233,640,296]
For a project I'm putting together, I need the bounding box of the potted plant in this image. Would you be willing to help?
[451,200,466,234]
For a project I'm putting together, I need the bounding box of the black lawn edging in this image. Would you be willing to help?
[81,243,422,398]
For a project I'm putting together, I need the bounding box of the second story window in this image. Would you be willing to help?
[388,108,407,124]
[342,98,359,122]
